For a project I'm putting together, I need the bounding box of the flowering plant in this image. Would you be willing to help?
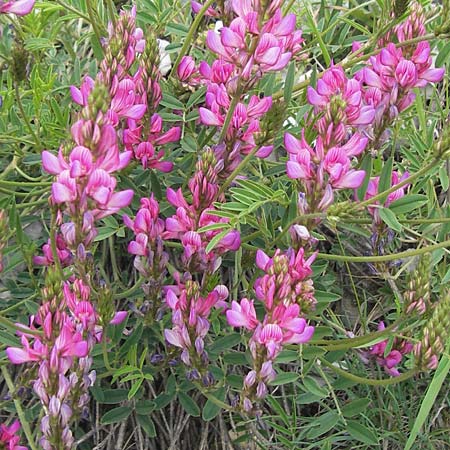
[0,0,449,449]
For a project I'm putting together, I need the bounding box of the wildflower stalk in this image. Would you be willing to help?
[319,357,417,386]
[316,239,450,263]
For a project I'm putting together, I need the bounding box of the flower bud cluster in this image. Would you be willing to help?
[414,289,450,370]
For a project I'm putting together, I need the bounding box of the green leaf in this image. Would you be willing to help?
[137,415,156,437]
[436,41,450,67]
[178,392,200,417]
[378,157,393,201]
[135,400,156,415]
[356,154,372,201]
[306,411,339,439]
[404,355,450,450]
[379,207,402,232]
[209,333,241,353]
[98,389,129,404]
[205,229,230,254]
[128,379,143,399]
[389,194,428,214]
[342,398,371,418]
[202,388,225,421]
[315,290,341,303]
[303,376,328,397]
[346,421,378,445]
[284,61,296,103]
[100,406,132,425]
[270,372,299,386]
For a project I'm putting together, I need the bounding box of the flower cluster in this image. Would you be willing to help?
[0,0,34,16]
[0,421,27,450]
[42,82,133,252]
[164,149,240,273]
[285,65,374,217]
[164,280,228,383]
[182,0,304,176]
[357,2,444,145]
[227,248,316,412]
[6,273,126,449]
[124,195,169,315]
[361,322,413,376]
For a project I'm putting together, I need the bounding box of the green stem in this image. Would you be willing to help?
[1,366,38,450]
[54,0,91,22]
[219,143,260,194]
[113,277,145,299]
[309,321,400,350]
[102,335,114,372]
[0,179,51,187]
[0,156,19,180]
[341,217,450,225]
[169,0,216,78]
[319,357,417,386]
[316,238,450,263]
[86,0,104,53]
[218,93,241,144]
[14,85,41,149]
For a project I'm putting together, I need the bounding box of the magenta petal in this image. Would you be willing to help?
[73,341,89,357]
[0,0,35,16]
[287,161,307,179]
[164,329,183,348]
[306,86,325,106]
[42,151,63,175]
[6,347,32,364]
[226,310,246,328]
[155,161,174,172]
[256,145,273,158]
[256,249,270,271]
[284,132,301,154]
[70,86,84,105]
[107,190,134,209]
[110,311,127,325]
[199,107,222,126]
[52,183,74,203]
[421,68,445,83]
[125,104,147,120]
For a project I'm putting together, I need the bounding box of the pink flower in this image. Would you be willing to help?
[0,420,27,450]
[227,299,259,330]
[0,0,35,15]
[365,170,409,222]
[6,335,47,364]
